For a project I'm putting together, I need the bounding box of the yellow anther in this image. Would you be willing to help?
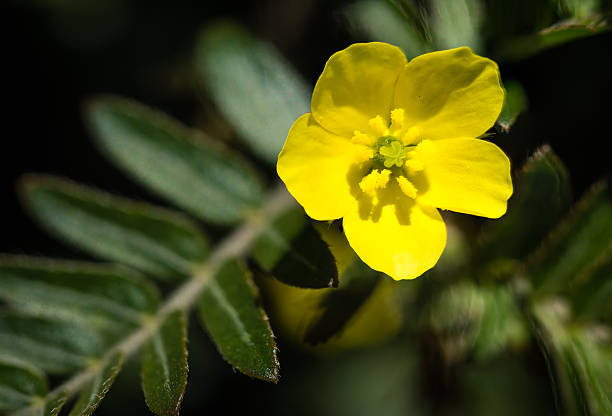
[416,139,436,156]
[402,126,421,145]
[390,108,405,131]
[404,159,424,173]
[359,169,391,193]
[368,115,388,136]
[396,176,418,199]
[351,130,375,146]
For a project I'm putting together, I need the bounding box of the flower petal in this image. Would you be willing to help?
[394,47,504,140]
[414,138,513,218]
[343,186,447,280]
[311,42,407,138]
[277,114,370,221]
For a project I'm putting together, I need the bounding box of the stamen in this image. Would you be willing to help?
[416,139,436,156]
[396,176,418,199]
[402,126,421,145]
[390,108,405,131]
[352,130,375,146]
[359,169,391,193]
[368,115,388,136]
[404,159,424,173]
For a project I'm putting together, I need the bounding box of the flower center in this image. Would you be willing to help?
[351,108,435,200]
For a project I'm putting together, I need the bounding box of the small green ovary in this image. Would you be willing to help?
[375,136,407,168]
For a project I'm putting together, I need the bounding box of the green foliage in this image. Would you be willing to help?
[252,207,338,288]
[477,145,572,264]
[21,176,209,280]
[0,360,47,413]
[141,312,188,416]
[198,261,278,382]
[195,20,310,163]
[68,353,123,416]
[86,96,264,225]
[497,79,528,133]
[3,6,611,416]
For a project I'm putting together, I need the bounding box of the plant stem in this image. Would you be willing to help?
[14,183,294,415]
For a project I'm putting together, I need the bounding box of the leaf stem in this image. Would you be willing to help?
[13,183,294,415]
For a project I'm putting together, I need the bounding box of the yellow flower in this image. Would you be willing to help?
[277,43,513,280]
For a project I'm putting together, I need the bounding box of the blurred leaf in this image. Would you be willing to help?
[428,281,485,364]
[344,0,431,59]
[198,260,278,382]
[497,79,528,133]
[303,260,380,345]
[251,207,338,288]
[68,352,123,416]
[431,0,484,52]
[558,0,601,19]
[195,20,310,163]
[141,311,188,416]
[572,254,612,323]
[0,256,159,336]
[0,359,47,413]
[531,180,612,293]
[86,96,264,224]
[533,299,612,416]
[21,175,208,279]
[13,390,67,416]
[499,17,609,61]
[0,312,104,374]
[477,146,572,264]
[472,285,528,360]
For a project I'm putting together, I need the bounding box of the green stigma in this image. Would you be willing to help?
[375,136,407,168]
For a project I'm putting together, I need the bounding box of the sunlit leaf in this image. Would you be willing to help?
[531,180,612,293]
[497,79,528,133]
[198,260,278,382]
[68,352,124,416]
[0,256,159,337]
[431,0,483,52]
[0,312,104,374]
[477,146,572,265]
[86,96,264,224]
[0,359,47,413]
[499,17,609,61]
[344,0,431,59]
[251,207,338,288]
[303,260,380,345]
[141,311,188,416]
[21,175,209,279]
[195,20,310,163]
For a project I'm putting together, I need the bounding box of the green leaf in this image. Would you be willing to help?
[303,260,380,345]
[430,0,484,52]
[0,359,47,413]
[251,207,338,288]
[532,299,612,416]
[344,0,431,59]
[0,256,160,336]
[198,260,278,382]
[472,285,528,360]
[497,79,528,133]
[499,17,609,61]
[571,252,612,323]
[86,96,264,224]
[68,352,124,416]
[195,20,310,163]
[477,146,572,264]
[12,390,67,416]
[531,180,612,293]
[141,311,188,416]
[0,312,104,374]
[20,175,209,279]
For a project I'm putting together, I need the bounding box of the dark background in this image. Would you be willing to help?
[1,1,610,414]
